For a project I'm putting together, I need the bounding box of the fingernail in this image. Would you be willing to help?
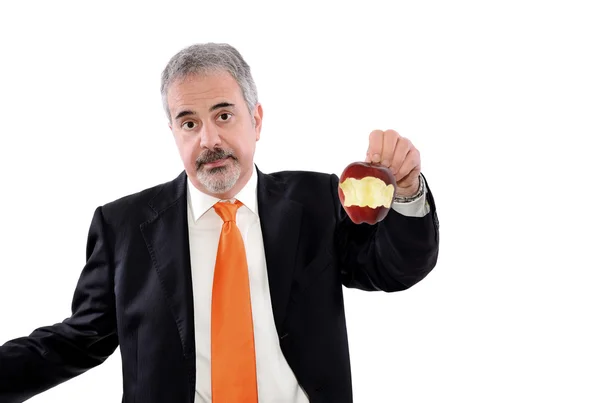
[382,160,390,167]
[372,154,381,162]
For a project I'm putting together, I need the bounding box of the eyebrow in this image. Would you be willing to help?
[210,102,235,112]
[174,102,236,121]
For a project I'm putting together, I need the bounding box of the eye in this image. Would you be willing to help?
[217,112,232,122]
[182,121,197,130]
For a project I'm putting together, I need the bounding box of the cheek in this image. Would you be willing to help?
[224,136,243,155]
[186,145,201,166]
[175,136,198,165]
[239,132,256,152]
[233,141,252,160]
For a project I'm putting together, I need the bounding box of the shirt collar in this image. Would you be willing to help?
[187,164,258,221]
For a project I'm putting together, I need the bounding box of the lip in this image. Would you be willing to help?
[203,157,230,169]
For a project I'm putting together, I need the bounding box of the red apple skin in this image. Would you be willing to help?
[338,162,397,225]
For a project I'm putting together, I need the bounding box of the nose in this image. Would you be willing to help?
[199,121,222,150]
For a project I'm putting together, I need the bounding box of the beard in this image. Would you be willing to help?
[195,147,241,194]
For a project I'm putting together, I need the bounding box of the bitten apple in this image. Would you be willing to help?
[338,162,397,225]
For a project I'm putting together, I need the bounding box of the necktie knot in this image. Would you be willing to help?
[213,200,243,223]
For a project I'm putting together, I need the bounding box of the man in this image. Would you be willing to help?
[0,43,439,403]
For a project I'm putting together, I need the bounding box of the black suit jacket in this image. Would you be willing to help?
[0,166,439,403]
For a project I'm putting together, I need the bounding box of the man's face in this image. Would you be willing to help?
[167,71,262,198]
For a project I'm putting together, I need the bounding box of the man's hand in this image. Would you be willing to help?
[365,129,421,197]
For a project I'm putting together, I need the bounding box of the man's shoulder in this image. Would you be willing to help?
[261,168,338,203]
[99,170,186,222]
[265,169,335,188]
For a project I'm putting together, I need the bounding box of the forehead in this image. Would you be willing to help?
[167,71,242,112]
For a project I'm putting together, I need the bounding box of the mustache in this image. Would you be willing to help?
[195,148,237,169]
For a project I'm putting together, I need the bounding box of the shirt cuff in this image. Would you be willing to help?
[390,186,430,217]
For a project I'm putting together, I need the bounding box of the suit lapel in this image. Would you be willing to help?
[256,167,303,335]
[139,170,196,399]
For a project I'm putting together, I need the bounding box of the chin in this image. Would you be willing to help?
[196,164,240,195]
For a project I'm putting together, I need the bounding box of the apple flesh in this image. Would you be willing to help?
[338,162,397,225]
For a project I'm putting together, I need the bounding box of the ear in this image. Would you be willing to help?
[253,103,263,141]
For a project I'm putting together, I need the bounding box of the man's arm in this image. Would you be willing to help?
[0,206,119,402]
[332,172,439,292]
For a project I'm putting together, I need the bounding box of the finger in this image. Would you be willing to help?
[380,130,399,168]
[366,130,384,163]
[395,147,420,183]
[390,138,412,176]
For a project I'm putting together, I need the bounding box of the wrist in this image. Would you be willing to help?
[394,175,424,203]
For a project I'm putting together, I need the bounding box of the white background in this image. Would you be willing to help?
[0,0,599,402]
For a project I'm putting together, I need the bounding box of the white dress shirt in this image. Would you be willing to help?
[186,166,429,402]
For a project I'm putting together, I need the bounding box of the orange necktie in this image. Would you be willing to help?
[211,200,258,403]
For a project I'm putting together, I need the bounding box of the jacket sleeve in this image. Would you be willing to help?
[0,206,119,403]
[332,173,440,292]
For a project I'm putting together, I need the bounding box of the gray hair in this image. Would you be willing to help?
[160,43,258,125]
